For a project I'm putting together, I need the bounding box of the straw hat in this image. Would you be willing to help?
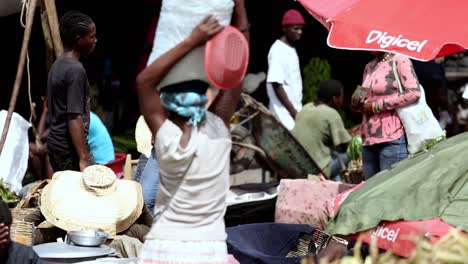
[205,25,249,90]
[135,115,153,157]
[40,165,144,236]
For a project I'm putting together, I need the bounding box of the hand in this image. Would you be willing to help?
[187,15,224,48]
[362,101,374,116]
[351,95,362,110]
[319,174,328,182]
[0,224,10,249]
[79,158,91,172]
[41,96,48,112]
[351,86,368,110]
[291,109,298,120]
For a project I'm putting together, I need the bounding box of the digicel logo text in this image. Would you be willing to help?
[370,224,400,243]
[366,30,428,53]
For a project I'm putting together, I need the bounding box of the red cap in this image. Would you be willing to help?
[282,9,305,26]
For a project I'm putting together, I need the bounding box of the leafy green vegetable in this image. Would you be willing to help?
[0,179,20,204]
[346,135,363,161]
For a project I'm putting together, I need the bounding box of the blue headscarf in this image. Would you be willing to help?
[160,92,208,126]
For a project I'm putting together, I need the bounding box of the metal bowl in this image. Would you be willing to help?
[66,229,109,247]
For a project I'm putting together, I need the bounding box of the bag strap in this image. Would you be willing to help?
[392,55,404,94]
[155,152,196,218]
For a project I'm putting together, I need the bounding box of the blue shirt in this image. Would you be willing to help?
[87,112,115,164]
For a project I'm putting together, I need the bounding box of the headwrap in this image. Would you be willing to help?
[160,92,208,125]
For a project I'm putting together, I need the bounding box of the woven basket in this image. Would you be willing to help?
[287,229,332,258]
[231,94,324,179]
[10,220,34,246]
[10,207,40,246]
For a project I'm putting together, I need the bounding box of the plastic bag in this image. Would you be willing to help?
[148,0,234,90]
[0,110,31,193]
[393,57,445,154]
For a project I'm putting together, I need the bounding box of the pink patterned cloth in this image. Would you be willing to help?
[360,55,420,146]
[275,179,353,230]
[137,239,239,264]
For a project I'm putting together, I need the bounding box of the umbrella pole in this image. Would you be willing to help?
[0,0,39,155]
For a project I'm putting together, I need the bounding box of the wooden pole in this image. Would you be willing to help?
[43,0,62,57]
[0,0,39,155]
[40,0,54,70]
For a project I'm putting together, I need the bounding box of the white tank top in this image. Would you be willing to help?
[146,112,231,241]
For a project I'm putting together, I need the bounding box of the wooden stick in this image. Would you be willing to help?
[43,0,62,57]
[0,0,39,155]
[39,0,54,70]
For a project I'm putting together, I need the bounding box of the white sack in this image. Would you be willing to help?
[0,110,31,193]
[148,0,234,90]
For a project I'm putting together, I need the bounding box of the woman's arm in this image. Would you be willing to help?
[373,56,421,112]
[136,15,223,136]
[231,0,249,42]
[351,65,371,112]
[208,0,249,128]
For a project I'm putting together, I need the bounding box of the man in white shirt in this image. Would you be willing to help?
[266,9,305,130]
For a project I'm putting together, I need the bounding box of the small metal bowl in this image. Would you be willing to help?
[66,229,109,247]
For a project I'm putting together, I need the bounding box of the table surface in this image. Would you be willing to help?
[34,242,114,259]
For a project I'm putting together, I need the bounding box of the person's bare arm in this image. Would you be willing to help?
[38,97,48,135]
[38,96,49,141]
[272,82,297,119]
[136,15,223,136]
[209,85,243,128]
[68,114,91,171]
[231,0,249,42]
[208,1,249,128]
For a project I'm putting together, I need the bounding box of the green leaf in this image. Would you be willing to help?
[302,57,331,104]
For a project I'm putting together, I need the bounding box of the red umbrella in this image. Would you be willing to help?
[298,0,468,61]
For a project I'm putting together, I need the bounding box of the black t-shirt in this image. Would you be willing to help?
[0,242,41,264]
[47,56,90,153]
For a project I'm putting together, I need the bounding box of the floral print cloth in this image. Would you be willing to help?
[361,55,420,146]
[275,179,353,230]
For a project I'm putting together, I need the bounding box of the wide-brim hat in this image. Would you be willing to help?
[205,25,250,90]
[40,165,144,236]
[135,115,153,157]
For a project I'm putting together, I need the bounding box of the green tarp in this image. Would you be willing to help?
[326,132,468,235]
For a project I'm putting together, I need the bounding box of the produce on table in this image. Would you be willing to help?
[301,229,468,264]
[0,179,20,205]
[346,135,362,161]
[344,135,363,184]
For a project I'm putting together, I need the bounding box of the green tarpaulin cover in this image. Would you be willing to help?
[326,132,468,235]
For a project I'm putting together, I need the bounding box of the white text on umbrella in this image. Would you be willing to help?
[366,30,428,53]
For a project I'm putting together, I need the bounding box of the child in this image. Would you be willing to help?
[293,79,352,179]
[47,11,97,172]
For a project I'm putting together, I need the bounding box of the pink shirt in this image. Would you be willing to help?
[361,55,421,146]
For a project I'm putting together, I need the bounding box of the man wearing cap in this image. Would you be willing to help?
[266,9,305,130]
